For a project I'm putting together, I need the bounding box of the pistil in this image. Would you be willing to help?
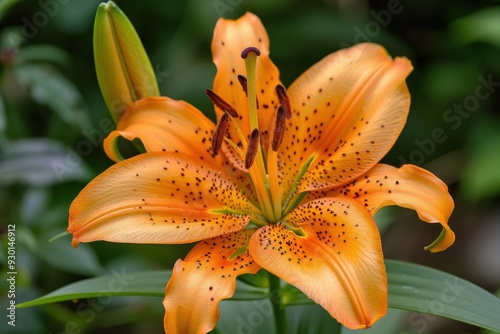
[241,47,277,222]
[241,47,260,131]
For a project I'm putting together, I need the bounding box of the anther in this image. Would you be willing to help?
[237,75,248,96]
[275,84,291,119]
[237,75,259,109]
[241,46,261,59]
[245,128,259,169]
[272,106,286,152]
[206,89,239,118]
[212,113,229,156]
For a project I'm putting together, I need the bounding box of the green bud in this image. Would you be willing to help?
[94,1,159,122]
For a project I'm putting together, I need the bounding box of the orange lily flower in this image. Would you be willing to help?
[68,12,454,332]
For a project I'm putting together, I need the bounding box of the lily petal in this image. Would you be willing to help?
[212,12,282,165]
[68,152,260,247]
[308,164,455,252]
[103,97,217,163]
[164,229,261,334]
[249,197,386,329]
[281,43,413,192]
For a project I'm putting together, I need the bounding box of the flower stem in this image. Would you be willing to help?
[268,273,289,334]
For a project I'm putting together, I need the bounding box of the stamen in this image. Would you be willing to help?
[272,106,287,152]
[275,84,292,119]
[237,75,247,96]
[245,129,259,169]
[268,101,288,221]
[206,89,238,118]
[211,113,229,156]
[241,46,261,58]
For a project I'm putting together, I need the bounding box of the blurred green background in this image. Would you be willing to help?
[1,0,500,333]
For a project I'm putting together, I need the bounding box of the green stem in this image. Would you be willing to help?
[268,273,288,334]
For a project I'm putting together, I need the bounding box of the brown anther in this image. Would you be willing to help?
[237,75,248,96]
[272,106,286,152]
[275,84,291,119]
[245,129,259,169]
[212,113,229,156]
[241,47,261,58]
[206,89,238,118]
[237,75,259,109]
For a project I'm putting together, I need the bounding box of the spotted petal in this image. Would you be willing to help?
[164,229,260,334]
[309,164,455,252]
[281,43,413,193]
[249,197,386,329]
[103,97,218,163]
[212,12,282,167]
[68,152,260,247]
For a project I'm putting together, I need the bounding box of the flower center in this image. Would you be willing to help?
[207,47,292,225]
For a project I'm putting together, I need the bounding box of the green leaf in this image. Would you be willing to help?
[450,7,500,48]
[12,64,90,128]
[14,45,71,66]
[94,1,159,122]
[0,138,92,186]
[287,304,341,334]
[17,270,268,308]
[0,94,5,138]
[37,230,103,276]
[0,0,21,21]
[282,260,500,332]
[386,260,500,332]
[461,121,500,202]
[16,260,500,332]
[480,289,500,334]
[17,270,169,308]
[217,300,277,333]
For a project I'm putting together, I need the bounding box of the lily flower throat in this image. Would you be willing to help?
[207,46,297,225]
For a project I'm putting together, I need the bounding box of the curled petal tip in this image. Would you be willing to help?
[424,226,455,253]
[71,238,81,248]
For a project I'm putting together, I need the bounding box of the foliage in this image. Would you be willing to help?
[1,1,500,333]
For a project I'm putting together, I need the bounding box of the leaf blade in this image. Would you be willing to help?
[16,260,500,332]
[282,260,500,332]
[17,270,168,308]
[17,270,269,308]
[386,260,500,332]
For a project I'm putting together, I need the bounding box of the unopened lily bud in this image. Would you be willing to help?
[94,1,159,122]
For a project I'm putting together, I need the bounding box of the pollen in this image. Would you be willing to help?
[275,84,291,119]
[212,113,229,156]
[272,106,286,152]
[245,129,259,169]
[206,89,239,118]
